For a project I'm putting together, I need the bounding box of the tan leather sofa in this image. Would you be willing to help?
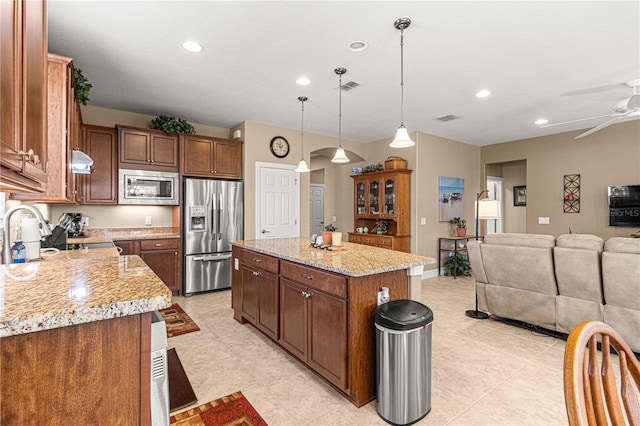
[467,233,639,352]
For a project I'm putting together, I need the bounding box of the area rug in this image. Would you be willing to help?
[159,303,201,337]
[170,391,267,426]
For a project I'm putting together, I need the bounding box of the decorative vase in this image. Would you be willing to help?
[456,228,467,237]
[321,231,333,245]
[377,230,385,235]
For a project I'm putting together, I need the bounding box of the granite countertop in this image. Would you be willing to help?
[232,238,435,277]
[71,226,180,244]
[0,252,172,338]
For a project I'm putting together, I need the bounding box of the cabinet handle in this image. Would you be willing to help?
[253,271,260,276]
[301,274,313,280]
[300,291,311,298]
[18,149,40,165]
[155,243,164,247]
[253,258,262,262]
[174,252,178,255]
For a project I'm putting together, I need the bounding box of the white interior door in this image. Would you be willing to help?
[486,176,503,234]
[256,163,300,239]
[309,184,324,236]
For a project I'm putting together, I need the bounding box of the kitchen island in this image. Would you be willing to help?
[0,250,172,424]
[231,238,434,407]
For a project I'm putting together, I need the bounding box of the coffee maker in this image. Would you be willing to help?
[64,213,85,238]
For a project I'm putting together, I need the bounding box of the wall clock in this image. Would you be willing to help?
[269,136,290,158]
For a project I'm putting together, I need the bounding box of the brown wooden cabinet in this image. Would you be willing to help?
[180,134,242,179]
[118,126,179,172]
[12,54,82,203]
[349,169,412,252]
[1,313,152,424]
[239,249,279,340]
[279,260,348,391]
[114,239,182,294]
[0,0,47,193]
[77,125,117,205]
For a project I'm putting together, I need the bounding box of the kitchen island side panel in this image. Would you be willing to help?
[347,269,408,405]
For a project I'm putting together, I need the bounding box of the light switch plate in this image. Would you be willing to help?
[145,216,152,226]
[538,217,550,225]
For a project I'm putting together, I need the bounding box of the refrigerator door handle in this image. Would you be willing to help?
[192,254,233,262]
[211,192,217,239]
[218,195,222,241]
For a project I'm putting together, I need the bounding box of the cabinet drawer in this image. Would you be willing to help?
[281,260,347,299]
[140,239,179,251]
[348,233,362,243]
[376,236,393,248]
[241,249,279,274]
[361,235,377,246]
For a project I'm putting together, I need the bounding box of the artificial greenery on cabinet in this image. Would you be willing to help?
[151,114,196,135]
[74,68,92,105]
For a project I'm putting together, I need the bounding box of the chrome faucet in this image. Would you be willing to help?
[2,204,52,264]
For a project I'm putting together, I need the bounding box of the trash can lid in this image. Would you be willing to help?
[375,299,433,330]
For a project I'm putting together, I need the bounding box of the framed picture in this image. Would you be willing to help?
[514,186,527,206]
[438,176,464,221]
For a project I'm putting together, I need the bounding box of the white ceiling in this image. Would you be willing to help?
[48,1,640,146]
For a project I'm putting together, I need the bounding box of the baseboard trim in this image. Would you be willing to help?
[422,269,439,280]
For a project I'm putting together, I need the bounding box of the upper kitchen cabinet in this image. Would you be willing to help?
[117,126,179,172]
[181,134,243,179]
[0,0,48,193]
[12,54,82,203]
[77,125,117,205]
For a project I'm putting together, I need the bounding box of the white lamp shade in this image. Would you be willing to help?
[295,159,310,173]
[389,126,415,148]
[477,199,501,219]
[331,147,350,163]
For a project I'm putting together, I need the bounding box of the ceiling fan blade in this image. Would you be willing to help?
[561,82,626,97]
[574,115,624,139]
[540,114,620,128]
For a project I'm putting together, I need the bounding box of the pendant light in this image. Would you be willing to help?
[390,18,415,148]
[295,96,311,173]
[331,67,350,164]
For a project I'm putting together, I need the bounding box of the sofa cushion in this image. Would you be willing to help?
[604,236,640,254]
[483,233,555,248]
[556,234,604,252]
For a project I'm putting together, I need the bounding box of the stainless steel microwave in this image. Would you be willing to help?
[118,169,179,205]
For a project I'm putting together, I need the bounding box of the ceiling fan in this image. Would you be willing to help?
[541,79,640,139]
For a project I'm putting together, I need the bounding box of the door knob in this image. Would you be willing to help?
[261,229,270,234]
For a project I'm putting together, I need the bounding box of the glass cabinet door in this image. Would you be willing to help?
[384,178,397,216]
[369,180,380,216]
[356,181,367,215]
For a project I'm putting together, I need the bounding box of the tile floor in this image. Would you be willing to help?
[169,275,569,425]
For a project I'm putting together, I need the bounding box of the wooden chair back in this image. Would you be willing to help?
[564,321,640,426]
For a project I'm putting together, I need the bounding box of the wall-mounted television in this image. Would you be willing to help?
[608,185,640,227]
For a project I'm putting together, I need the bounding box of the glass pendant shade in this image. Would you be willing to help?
[296,159,310,173]
[390,126,415,148]
[331,147,349,163]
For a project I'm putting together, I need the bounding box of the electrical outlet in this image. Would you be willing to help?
[420,217,427,225]
[145,216,152,226]
[80,216,89,227]
[332,215,337,222]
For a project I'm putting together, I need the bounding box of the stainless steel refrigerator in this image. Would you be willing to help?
[183,178,243,295]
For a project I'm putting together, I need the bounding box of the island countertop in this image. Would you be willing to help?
[232,237,435,277]
[0,254,172,338]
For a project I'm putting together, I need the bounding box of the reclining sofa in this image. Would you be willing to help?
[467,233,640,352]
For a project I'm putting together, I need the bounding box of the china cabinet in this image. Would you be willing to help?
[349,169,412,252]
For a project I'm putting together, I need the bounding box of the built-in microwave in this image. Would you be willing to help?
[118,169,179,205]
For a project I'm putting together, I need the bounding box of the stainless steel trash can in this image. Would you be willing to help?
[375,299,433,425]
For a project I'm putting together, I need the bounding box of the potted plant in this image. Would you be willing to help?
[321,224,336,245]
[74,68,92,106]
[449,217,467,237]
[373,219,388,235]
[444,252,471,277]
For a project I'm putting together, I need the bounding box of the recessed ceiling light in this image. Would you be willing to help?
[535,118,548,125]
[182,41,203,53]
[475,89,491,98]
[296,77,311,86]
[347,40,369,52]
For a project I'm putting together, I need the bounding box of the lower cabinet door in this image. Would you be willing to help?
[308,290,348,391]
[278,278,308,362]
[140,249,179,292]
[257,270,279,340]
[241,266,258,324]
